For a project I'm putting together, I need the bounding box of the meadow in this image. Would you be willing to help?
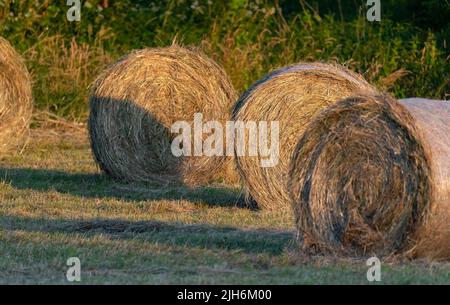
[0,0,449,284]
[0,128,449,284]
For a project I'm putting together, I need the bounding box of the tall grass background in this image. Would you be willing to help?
[0,0,448,121]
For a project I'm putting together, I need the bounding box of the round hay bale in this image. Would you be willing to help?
[232,62,378,210]
[289,95,450,259]
[88,45,238,185]
[0,37,33,153]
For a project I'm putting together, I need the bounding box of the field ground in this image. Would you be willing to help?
[0,126,449,284]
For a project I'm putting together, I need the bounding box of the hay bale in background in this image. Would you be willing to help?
[89,45,239,185]
[0,37,33,153]
[232,63,378,210]
[289,95,450,260]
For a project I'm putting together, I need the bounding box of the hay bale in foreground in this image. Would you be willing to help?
[289,95,450,260]
[232,63,378,210]
[0,37,33,153]
[89,45,238,185]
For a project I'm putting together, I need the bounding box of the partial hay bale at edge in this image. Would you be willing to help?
[88,45,239,186]
[289,95,450,260]
[0,37,33,153]
[232,62,379,210]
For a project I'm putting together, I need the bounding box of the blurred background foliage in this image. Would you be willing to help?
[0,0,448,121]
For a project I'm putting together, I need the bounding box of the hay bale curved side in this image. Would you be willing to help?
[88,46,238,185]
[232,62,378,210]
[0,37,33,153]
[289,95,450,259]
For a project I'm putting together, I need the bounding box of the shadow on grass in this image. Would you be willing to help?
[0,215,294,255]
[0,167,245,208]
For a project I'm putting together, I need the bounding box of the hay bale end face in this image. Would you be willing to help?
[88,45,238,185]
[289,95,450,259]
[0,37,33,153]
[232,62,378,210]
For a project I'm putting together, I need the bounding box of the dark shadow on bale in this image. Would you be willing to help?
[289,95,450,260]
[0,167,247,208]
[0,215,293,255]
[89,97,184,185]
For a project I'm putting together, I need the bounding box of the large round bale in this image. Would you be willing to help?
[232,63,379,210]
[0,37,33,153]
[289,95,450,260]
[89,45,238,185]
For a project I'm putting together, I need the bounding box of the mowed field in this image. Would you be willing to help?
[0,126,449,284]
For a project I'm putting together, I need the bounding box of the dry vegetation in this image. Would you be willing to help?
[23,32,113,120]
[0,37,33,153]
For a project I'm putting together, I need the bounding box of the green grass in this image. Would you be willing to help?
[0,1,449,120]
[0,129,449,284]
